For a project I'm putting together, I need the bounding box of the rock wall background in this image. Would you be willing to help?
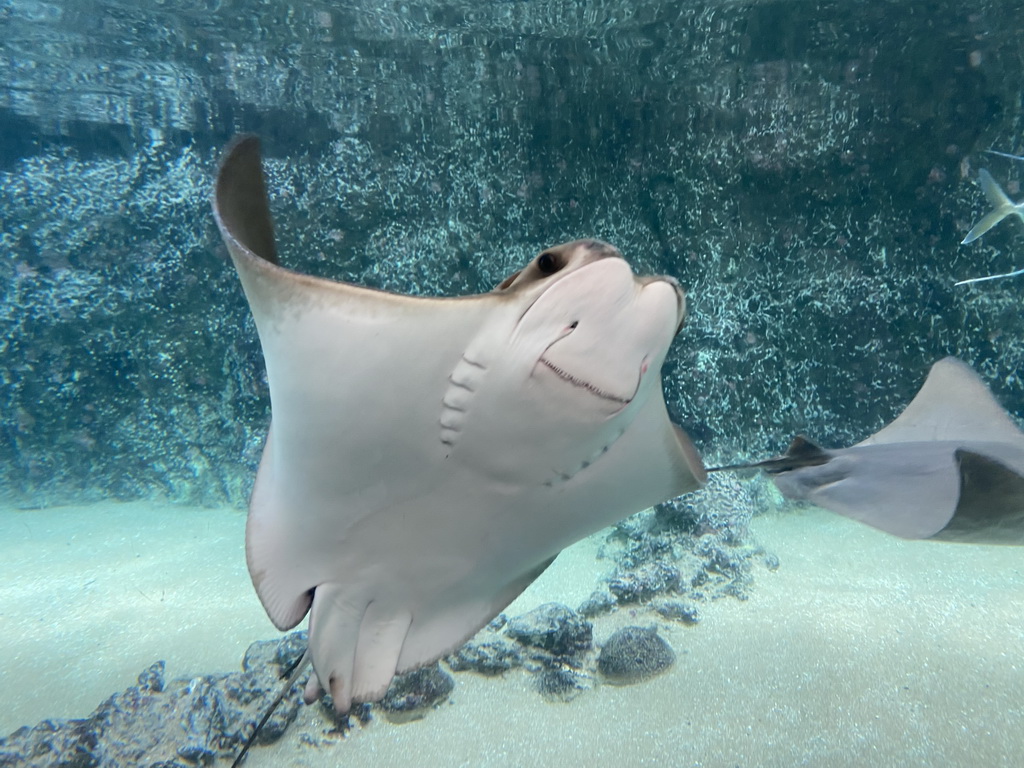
[2,0,1023,507]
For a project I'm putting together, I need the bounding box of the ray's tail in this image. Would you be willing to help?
[230,648,311,768]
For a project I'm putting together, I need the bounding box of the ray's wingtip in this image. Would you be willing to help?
[212,132,279,266]
[219,133,264,174]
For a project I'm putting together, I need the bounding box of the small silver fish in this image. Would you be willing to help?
[961,168,1024,244]
[956,168,1024,286]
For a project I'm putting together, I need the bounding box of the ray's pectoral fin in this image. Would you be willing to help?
[714,358,1024,546]
[939,450,1024,544]
[213,134,278,266]
[393,555,558,677]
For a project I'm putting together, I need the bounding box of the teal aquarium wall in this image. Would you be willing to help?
[1,0,1022,507]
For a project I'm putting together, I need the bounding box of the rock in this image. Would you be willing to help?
[485,614,508,631]
[220,671,302,744]
[0,632,309,767]
[598,626,675,684]
[241,638,279,673]
[316,700,373,733]
[137,661,166,693]
[656,474,757,537]
[505,603,593,656]
[273,631,308,669]
[447,636,524,674]
[608,562,681,602]
[611,510,655,541]
[696,537,744,574]
[533,663,590,702]
[577,589,616,618]
[653,600,701,624]
[175,676,223,763]
[379,664,454,724]
[597,473,779,619]
[0,718,100,768]
[241,630,306,673]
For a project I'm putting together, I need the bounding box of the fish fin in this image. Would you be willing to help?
[962,169,1024,244]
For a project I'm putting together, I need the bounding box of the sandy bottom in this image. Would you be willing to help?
[1,501,1022,767]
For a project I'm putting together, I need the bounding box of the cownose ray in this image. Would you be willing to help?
[711,357,1024,545]
[212,135,706,760]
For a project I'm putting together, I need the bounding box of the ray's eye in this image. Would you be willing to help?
[537,251,560,275]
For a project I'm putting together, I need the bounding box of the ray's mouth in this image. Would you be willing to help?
[537,356,640,406]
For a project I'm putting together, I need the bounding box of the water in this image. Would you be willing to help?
[1,1,1023,766]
